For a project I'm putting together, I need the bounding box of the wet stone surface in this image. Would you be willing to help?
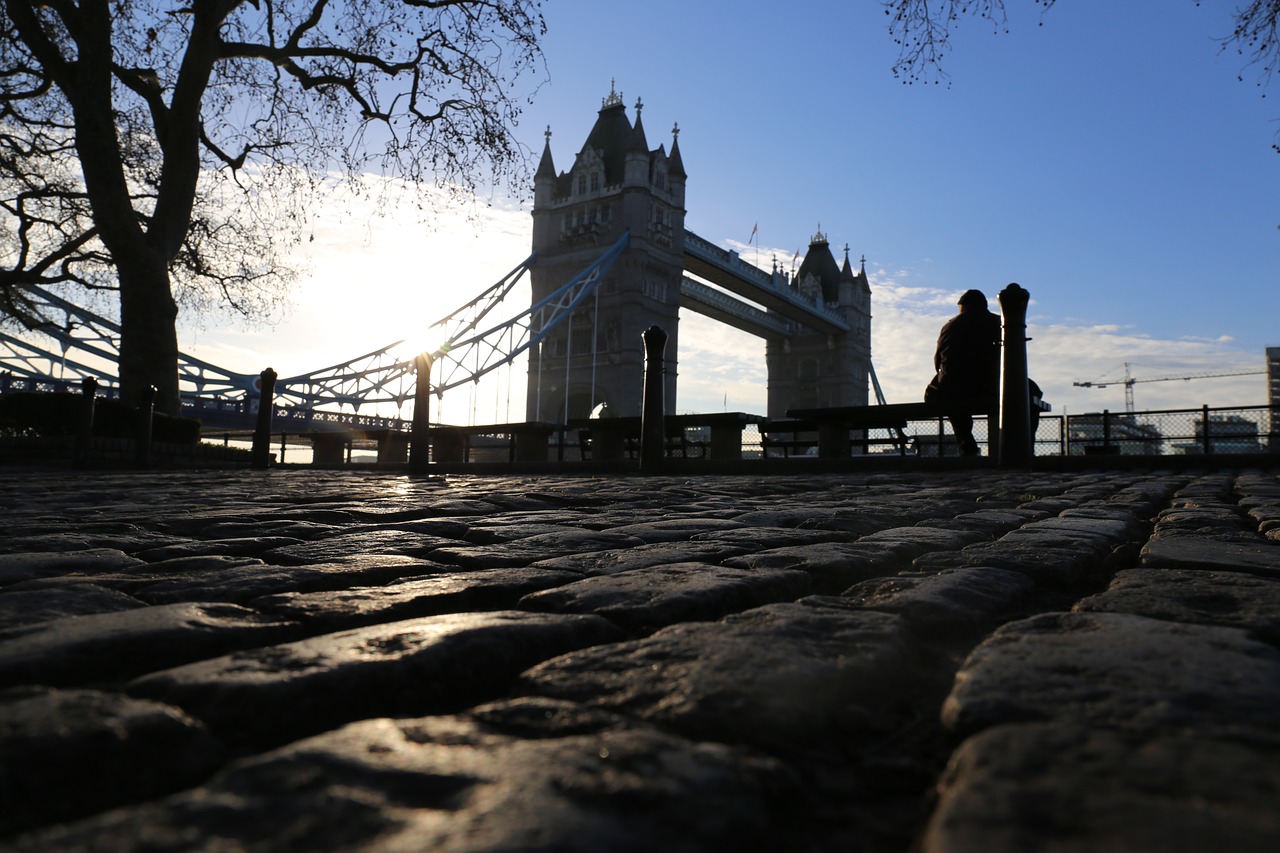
[1,465,1279,851]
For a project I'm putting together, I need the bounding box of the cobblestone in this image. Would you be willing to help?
[1,465,1278,851]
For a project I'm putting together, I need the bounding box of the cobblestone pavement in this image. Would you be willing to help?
[2,466,1279,851]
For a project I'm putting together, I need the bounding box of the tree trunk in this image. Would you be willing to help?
[116,255,181,416]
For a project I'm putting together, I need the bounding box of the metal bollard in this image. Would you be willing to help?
[640,325,668,473]
[251,368,277,469]
[998,283,1032,467]
[74,377,98,469]
[135,385,156,468]
[410,353,433,472]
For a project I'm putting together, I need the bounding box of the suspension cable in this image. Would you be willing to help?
[562,310,573,423]
[590,282,600,414]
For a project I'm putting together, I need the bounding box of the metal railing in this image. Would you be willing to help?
[753,405,1280,459]
[906,405,1280,458]
[1054,405,1278,457]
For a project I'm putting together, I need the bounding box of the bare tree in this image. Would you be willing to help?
[883,0,1280,151]
[0,0,546,413]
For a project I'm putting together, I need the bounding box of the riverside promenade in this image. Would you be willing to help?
[2,463,1279,851]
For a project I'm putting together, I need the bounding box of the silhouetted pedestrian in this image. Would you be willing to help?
[925,289,1002,455]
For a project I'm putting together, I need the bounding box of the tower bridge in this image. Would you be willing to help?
[1,87,876,430]
[527,85,872,422]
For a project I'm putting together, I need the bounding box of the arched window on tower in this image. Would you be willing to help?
[590,172,600,192]
[655,170,666,191]
[577,174,586,195]
[570,311,595,355]
[600,320,619,352]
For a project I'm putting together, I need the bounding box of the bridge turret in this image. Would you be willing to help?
[668,124,687,209]
[765,229,873,419]
[842,248,872,320]
[534,126,557,208]
[532,127,558,251]
[624,99,650,186]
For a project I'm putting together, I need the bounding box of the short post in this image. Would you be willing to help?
[1201,404,1212,455]
[640,325,667,473]
[410,353,433,472]
[251,367,277,470]
[74,377,98,469]
[998,283,1031,466]
[135,385,156,468]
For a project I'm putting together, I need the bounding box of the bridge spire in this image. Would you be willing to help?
[535,125,556,184]
[602,79,623,109]
[628,101,650,154]
[668,122,686,179]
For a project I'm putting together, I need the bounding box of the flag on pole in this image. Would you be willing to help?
[749,223,757,244]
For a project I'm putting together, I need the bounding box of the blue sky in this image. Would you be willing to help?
[184,0,1279,421]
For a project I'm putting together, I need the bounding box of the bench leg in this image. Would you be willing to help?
[817,423,848,458]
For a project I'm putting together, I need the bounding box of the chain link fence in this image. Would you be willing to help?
[763,406,1280,459]
[1052,406,1278,457]
[907,405,1279,458]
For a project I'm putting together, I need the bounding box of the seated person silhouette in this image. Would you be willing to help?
[925,289,1002,456]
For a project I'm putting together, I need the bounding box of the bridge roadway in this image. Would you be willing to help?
[682,229,849,337]
[2,465,1277,850]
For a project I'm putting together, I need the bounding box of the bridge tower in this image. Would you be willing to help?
[766,230,873,418]
[527,86,686,420]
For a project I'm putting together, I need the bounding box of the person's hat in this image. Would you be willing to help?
[958,289,988,308]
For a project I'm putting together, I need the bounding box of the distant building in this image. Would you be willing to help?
[1171,413,1264,455]
[1067,414,1163,456]
[1269,347,1280,452]
[1269,346,1280,407]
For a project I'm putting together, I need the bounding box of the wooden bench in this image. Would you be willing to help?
[786,402,993,458]
[361,428,411,464]
[571,418,706,461]
[431,422,564,463]
[671,412,765,460]
[759,419,819,457]
[308,430,354,466]
[570,412,766,462]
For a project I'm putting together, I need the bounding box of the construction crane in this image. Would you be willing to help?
[1073,362,1265,413]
